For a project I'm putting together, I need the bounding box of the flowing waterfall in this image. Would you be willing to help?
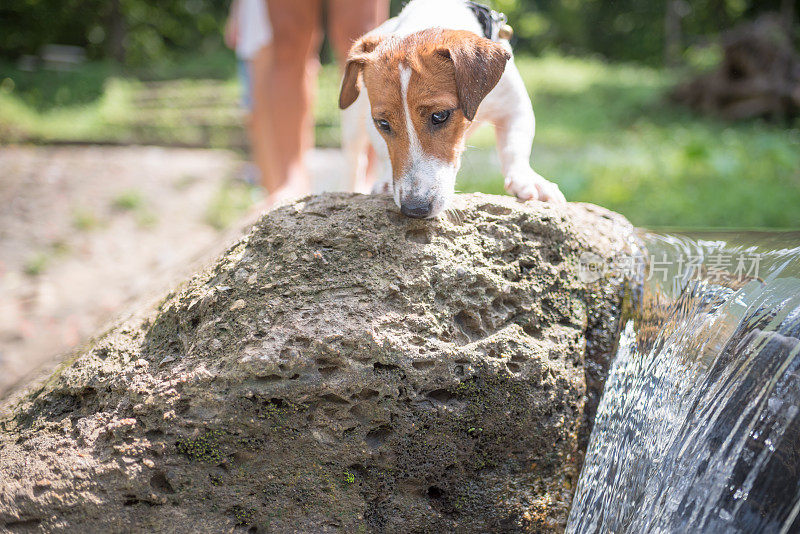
[569,231,800,534]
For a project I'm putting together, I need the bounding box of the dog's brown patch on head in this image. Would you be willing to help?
[434,30,511,120]
[339,29,510,183]
[339,34,385,110]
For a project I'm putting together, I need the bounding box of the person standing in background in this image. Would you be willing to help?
[227,0,389,207]
[225,0,274,188]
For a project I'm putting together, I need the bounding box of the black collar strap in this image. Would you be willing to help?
[466,1,508,40]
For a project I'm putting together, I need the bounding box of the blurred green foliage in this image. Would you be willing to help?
[3,0,795,67]
[1,0,229,66]
[0,50,241,146]
[484,0,794,64]
[454,55,800,228]
[2,57,798,228]
[205,180,262,230]
[1,1,797,229]
[0,51,236,112]
[0,61,116,111]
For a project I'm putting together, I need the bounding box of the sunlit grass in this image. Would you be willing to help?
[2,54,798,228]
[0,65,240,146]
[454,55,800,228]
[111,189,145,211]
[204,180,261,231]
[71,207,103,231]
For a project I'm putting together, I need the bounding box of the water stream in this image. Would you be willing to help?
[568,230,800,533]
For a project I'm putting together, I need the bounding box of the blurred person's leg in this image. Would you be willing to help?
[250,43,276,188]
[327,0,387,60]
[263,0,322,202]
[327,0,389,193]
[233,0,275,186]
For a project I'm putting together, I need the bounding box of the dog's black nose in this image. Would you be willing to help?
[400,200,433,219]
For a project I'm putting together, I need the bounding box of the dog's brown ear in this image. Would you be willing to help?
[339,34,384,110]
[436,31,511,120]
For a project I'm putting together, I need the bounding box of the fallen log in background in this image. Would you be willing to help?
[671,14,800,121]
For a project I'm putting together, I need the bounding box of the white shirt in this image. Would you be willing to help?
[236,0,272,60]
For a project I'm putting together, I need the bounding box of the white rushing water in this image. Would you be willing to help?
[568,231,800,534]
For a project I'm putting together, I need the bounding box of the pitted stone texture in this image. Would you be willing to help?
[0,193,636,533]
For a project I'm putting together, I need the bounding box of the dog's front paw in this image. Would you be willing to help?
[505,168,566,204]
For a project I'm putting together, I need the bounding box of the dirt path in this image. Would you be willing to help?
[0,146,249,395]
[0,145,352,397]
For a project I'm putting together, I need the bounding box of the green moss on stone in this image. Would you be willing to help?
[230,505,255,526]
[176,429,224,463]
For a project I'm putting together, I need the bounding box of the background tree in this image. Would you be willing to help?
[1,0,797,66]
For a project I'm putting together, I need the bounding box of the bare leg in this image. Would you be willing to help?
[262,0,322,203]
[328,0,389,193]
[250,44,276,189]
[327,0,388,62]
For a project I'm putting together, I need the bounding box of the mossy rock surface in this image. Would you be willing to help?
[0,193,637,533]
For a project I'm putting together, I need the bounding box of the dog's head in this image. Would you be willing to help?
[339,29,510,218]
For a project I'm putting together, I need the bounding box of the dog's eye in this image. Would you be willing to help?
[431,110,451,125]
[374,118,391,132]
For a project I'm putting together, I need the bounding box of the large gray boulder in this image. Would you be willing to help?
[0,193,635,533]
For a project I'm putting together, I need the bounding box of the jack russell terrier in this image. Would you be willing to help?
[338,0,565,219]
